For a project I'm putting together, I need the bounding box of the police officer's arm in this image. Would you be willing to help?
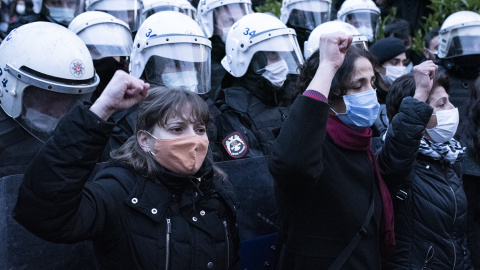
[13,71,149,243]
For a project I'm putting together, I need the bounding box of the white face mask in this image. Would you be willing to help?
[221,27,231,43]
[380,65,407,85]
[47,6,75,25]
[24,107,59,134]
[162,71,199,93]
[426,107,459,143]
[405,61,413,74]
[16,4,26,15]
[261,59,289,87]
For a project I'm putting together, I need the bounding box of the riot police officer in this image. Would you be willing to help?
[337,0,381,43]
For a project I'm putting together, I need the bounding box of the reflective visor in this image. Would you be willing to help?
[144,6,195,20]
[287,1,330,30]
[213,3,252,30]
[345,11,379,41]
[444,26,480,58]
[78,23,133,59]
[251,50,302,75]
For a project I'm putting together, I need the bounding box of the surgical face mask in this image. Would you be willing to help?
[221,27,231,43]
[331,89,380,129]
[162,71,198,93]
[24,107,59,134]
[380,65,407,85]
[405,61,413,74]
[261,59,289,87]
[147,132,209,175]
[16,4,26,15]
[47,6,75,25]
[426,107,459,143]
[357,26,374,41]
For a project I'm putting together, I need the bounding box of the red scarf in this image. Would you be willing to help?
[326,115,395,254]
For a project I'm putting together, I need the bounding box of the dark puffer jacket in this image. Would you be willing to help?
[377,97,471,269]
[13,102,240,270]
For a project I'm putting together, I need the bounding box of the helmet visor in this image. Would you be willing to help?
[344,12,379,41]
[44,0,85,25]
[213,3,253,32]
[79,23,133,59]
[287,1,330,30]
[94,0,143,32]
[444,26,480,58]
[251,50,302,75]
[144,44,211,94]
[144,6,195,20]
[17,86,90,142]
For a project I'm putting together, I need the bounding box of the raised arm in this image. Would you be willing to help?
[13,71,149,242]
[378,61,436,188]
[268,33,352,188]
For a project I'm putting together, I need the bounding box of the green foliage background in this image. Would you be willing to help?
[256,0,480,54]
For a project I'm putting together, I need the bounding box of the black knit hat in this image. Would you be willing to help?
[369,37,406,64]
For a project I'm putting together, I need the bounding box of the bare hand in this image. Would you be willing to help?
[90,70,150,120]
[318,32,353,71]
[413,61,438,102]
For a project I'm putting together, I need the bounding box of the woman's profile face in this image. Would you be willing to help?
[425,86,454,129]
[331,57,375,113]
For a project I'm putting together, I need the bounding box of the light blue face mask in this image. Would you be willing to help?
[331,89,380,128]
[47,6,76,25]
[161,71,198,93]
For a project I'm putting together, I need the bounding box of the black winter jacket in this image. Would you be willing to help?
[268,96,383,270]
[378,97,471,269]
[13,102,240,270]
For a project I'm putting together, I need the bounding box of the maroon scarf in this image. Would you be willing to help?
[326,115,395,254]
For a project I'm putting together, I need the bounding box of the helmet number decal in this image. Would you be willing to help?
[243,28,256,36]
[2,78,7,88]
[146,28,157,38]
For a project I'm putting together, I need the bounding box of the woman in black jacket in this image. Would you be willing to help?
[13,71,240,269]
[268,32,394,270]
[378,61,472,269]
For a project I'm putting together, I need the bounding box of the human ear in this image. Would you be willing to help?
[137,130,151,153]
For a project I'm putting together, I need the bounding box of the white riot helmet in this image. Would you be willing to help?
[31,0,85,26]
[304,21,368,59]
[337,0,380,42]
[280,0,331,31]
[438,11,480,59]
[222,13,304,78]
[131,11,212,94]
[86,0,143,32]
[69,11,133,60]
[143,0,197,21]
[197,0,253,42]
[0,22,99,141]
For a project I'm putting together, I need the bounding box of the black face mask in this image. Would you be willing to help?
[92,57,128,102]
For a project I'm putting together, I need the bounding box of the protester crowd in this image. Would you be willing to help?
[0,0,479,269]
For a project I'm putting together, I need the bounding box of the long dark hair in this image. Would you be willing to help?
[459,77,480,162]
[111,86,211,179]
[291,45,378,106]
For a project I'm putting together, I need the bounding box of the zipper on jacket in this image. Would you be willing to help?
[223,220,230,269]
[166,218,171,270]
[422,245,434,270]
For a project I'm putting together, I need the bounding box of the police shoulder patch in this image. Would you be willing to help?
[222,131,247,158]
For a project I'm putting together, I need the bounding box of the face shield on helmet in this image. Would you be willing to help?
[337,0,380,42]
[222,13,304,78]
[303,20,368,59]
[142,0,197,21]
[0,22,99,142]
[42,0,85,26]
[69,11,133,60]
[130,11,212,94]
[143,43,211,93]
[280,0,331,31]
[197,0,253,39]
[438,11,480,60]
[86,0,143,32]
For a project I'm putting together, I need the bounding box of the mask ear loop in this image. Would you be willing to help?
[143,130,157,155]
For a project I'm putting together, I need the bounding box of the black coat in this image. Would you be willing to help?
[268,96,383,269]
[13,102,240,270]
[377,97,471,269]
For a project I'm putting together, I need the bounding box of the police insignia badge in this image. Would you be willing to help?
[222,131,247,158]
